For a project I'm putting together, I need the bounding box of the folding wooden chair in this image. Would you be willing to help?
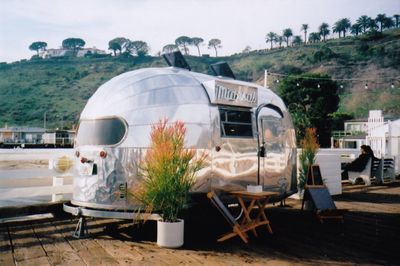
[207,191,249,243]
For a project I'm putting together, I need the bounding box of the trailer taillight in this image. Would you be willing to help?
[100,151,107,158]
[80,157,87,164]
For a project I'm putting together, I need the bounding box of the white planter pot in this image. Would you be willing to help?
[157,219,184,248]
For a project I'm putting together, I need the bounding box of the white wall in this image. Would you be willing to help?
[297,148,361,195]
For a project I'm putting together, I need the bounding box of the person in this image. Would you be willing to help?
[341,145,373,180]
[364,145,379,162]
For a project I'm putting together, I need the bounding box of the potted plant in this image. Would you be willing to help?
[135,119,205,248]
[298,128,320,198]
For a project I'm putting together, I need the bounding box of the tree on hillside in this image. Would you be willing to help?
[62,38,85,51]
[351,23,362,36]
[265,32,277,49]
[283,28,293,47]
[175,36,192,55]
[112,37,129,53]
[368,19,378,32]
[276,36,284,48]
[278,73,339,147]
[208,39,222,57]
[357,15,371,33]
[191,37,204,56]
[108,40,121,56]
[108,37,128,55]
[394,14,400,28]
[128,40,150,56]
[375,14,387,32]
[162,44,178,53]
[319,23,330,41]
[383,17,395,30]
[29,41,47,55]
[242,45,252,53]
[301,24,309,44]
[292,36,303,46]
[308,32,320,43]
[333,18,351,38]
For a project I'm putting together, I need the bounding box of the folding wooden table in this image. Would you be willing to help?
[230,191,279,238]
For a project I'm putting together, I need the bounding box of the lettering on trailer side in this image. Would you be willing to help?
[214,81,258,107]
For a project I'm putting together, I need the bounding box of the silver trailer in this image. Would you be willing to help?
[65,57,297,221]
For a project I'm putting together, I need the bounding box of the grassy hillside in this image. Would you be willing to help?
[0,29,399,129]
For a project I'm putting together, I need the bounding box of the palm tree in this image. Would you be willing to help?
[301,24,309,44]
[333,21,342,38]
[308,32,321,43]
[292,36,302,46]
[351,23,362,36]
[283,28,293,47]
[265,32,277,49]
[383,17,395,30]
[375,14,387,32]
[368,19,378,32]
[334,18,351,38]
[394,14,400,28]
[276,36,284,48]
[357,15,371,33]
[319,23,330,41]
[341,18,351,37]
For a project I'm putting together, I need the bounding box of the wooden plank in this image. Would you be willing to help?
[18,256,52,266]
[90,219,147,265]
[53,218,120,266]
[96,219,210,266]
[0,225,15,266]
[8,224,50,265]
[99,220,184,266]
[33,219,86,266]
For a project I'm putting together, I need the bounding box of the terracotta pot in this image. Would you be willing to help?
[157,219,184,248]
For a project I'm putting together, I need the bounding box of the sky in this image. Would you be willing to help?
[0,0,399,62]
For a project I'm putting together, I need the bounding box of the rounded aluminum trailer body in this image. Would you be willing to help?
[72,67,297,210]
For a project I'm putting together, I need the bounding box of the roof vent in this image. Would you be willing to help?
[210,62,236,79]
[162,51,191,71]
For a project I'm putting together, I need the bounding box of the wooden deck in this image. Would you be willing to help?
[1,181,400,265]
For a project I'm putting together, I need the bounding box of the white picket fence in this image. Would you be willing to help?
[0,149,74,207]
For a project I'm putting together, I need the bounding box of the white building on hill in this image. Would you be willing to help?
[39,47,106,58]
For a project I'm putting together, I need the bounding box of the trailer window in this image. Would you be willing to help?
[76,118,126,146]
[219,107,253,138]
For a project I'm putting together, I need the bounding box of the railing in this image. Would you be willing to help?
[0,149,74,207]
[331,130,365,138]
[0,137,74,146]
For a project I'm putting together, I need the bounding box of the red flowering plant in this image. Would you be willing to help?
[135,119,206,222]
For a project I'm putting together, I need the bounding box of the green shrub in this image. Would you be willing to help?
[298,128,320,191]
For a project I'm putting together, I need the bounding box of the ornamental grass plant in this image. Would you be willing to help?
[298,128,320,191]
[136,119,205,222]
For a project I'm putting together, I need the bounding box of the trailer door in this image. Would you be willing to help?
[257,105,287,191]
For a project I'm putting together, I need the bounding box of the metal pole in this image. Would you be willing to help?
[264,70,268,88]
[43,111,47,129]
